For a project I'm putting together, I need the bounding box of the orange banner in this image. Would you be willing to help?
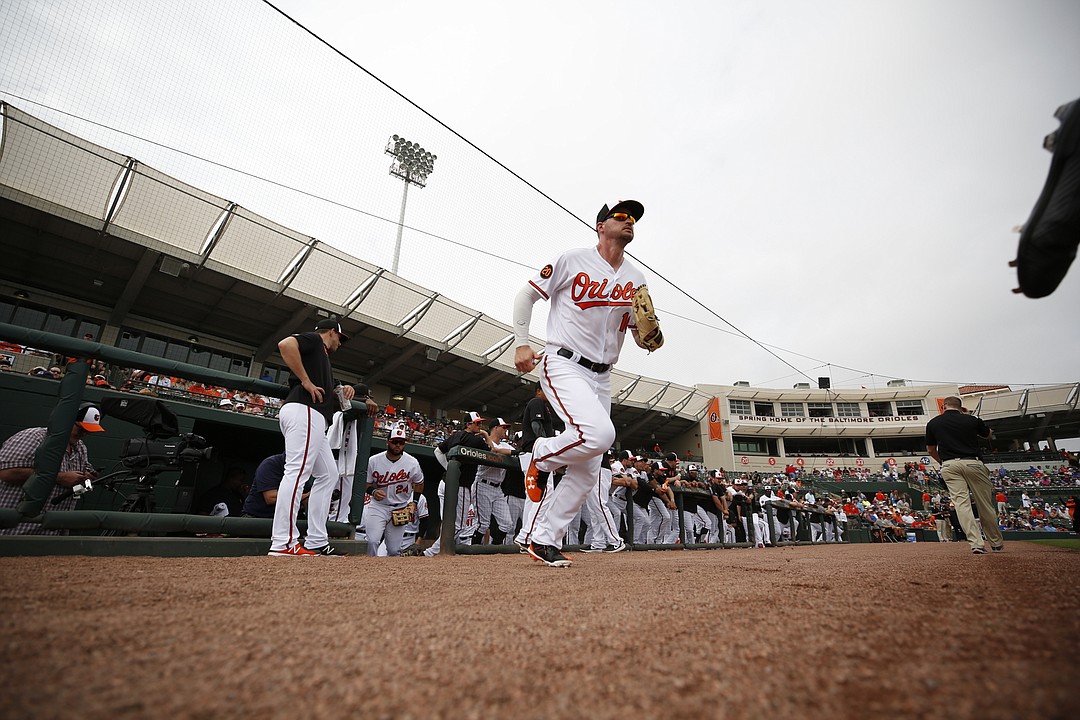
[707,397,723,441]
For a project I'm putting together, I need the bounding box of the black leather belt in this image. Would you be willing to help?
[556,347,610,373]
[478,479,501,486]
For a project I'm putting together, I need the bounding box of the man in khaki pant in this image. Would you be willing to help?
[925,396,1004,555]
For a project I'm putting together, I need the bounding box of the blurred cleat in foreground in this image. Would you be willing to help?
[1011,98,1080,298]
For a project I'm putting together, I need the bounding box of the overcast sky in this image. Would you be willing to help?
[2,0,1079,393]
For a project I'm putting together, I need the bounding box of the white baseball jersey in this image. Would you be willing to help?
[475,440,514,485]
[529,246,647,365]
[366,451,423,508]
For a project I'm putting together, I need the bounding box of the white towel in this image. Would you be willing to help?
[326,411,358,523]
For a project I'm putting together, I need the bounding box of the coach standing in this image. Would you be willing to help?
[925,396,1004,555]
[268,318,373,557]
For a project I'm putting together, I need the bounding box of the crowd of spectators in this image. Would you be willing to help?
[998,499,1077,532]
[120,371,282,417]
[14,358,1080,523]
[750,483,1079,542]
[838,487,1079,539]
[992,464,1080,487]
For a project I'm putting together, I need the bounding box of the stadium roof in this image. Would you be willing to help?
[0,102,707,449]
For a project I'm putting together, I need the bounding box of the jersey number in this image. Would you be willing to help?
[619,311,633,334]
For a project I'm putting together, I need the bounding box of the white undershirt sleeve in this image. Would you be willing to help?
[513,284,543,347]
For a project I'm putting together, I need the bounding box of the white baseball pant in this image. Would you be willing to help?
[506,495,524,538]
[753,513,769,546]
[566,508,583,547]
[271,404,336,552]
[364,503,408,556]
[528,354,615,549]
[666,508,684,544]
[705,511,721,543]
[771,515,786,542]
[584,468,621,549]
[649,497,672,543]
[694,507,710,541]
[607,495,628,536]
[475,480,512,541]
[834,520,845,542]
[631,503,651,544]
[423,480,476,556]
[673,508,693,543]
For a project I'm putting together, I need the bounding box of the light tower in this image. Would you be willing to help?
[385,134,436,274]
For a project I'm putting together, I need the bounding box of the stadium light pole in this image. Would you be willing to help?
[385,134,436,274]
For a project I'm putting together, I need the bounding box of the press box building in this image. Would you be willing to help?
[674,381,982,474]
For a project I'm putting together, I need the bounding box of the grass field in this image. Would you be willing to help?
[1026,537,1080,549]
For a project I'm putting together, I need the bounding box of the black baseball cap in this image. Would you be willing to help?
[596,200,644,225]
[314,319,350,342]
[664,452,678,462]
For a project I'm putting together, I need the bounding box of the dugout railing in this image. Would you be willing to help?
[437,449,848,554]
[0,323,374,546]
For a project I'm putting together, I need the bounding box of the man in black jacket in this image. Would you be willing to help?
[925,396,1003,555]
[424,411,494,555]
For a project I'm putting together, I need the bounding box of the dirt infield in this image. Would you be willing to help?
[1,541,1078,720]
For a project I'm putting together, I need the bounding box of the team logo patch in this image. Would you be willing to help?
[539,264,553,279]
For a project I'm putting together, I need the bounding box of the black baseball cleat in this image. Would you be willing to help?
[309,544,349,557]
[527,542,572,567]
[1012,98,1080,298]
[605,540,628,553]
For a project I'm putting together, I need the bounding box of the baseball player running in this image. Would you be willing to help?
[364,426,425,556]
[268,318,377,557]
[513,199,658,568]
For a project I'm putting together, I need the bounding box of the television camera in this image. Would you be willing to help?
[97,396,213,514]
[121,433,212,473]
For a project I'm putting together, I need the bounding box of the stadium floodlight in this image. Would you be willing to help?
[384,133,438,274]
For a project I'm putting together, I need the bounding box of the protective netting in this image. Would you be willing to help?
[0,0,708,417]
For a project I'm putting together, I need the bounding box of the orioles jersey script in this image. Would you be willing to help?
[366,451,423,508]
[529,246,647,366]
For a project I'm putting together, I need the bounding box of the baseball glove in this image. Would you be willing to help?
[632,285,664,351]
[390,506,415,526]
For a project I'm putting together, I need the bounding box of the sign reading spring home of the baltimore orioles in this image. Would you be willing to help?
[732,414,922,425]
